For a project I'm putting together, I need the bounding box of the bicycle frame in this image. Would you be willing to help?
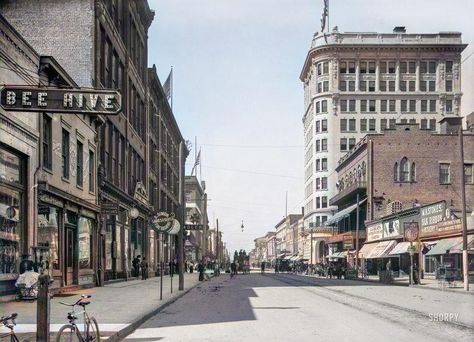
[67,306,92,341]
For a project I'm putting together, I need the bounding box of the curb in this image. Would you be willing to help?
[104,276,213,342]
[271,273,474,296]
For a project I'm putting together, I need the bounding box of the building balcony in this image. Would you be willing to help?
[329,181,367,207]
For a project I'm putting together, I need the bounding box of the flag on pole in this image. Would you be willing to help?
[321,0,329,33]
[163,68,172,100]
[191,149,201,176]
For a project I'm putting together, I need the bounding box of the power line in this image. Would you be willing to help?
[201,143,302,149]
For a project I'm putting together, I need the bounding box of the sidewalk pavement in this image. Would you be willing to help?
[0,273,202,341]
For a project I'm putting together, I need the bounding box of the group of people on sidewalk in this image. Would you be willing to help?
[132,255,149,280]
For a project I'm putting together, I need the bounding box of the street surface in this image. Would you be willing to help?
[125,273,474,342]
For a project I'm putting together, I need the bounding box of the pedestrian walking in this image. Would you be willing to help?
[132,255,141,278]
[261,261,265,274]
[230,262,237,278]
[141,257,149,280]
[198,263,205,281]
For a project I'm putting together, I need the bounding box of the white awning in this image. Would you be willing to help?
[325,198,367,226]
[389,242,412,255]
[366,240,397,259]
[358,242,378,259]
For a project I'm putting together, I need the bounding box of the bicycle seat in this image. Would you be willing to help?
[78,301,90,307]
[0,313,18,323]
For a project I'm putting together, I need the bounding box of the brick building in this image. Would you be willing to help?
[1,0,188,286]
[0,14,101,293]
[330,117,474,276]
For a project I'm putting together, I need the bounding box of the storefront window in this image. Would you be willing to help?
[150,230,155,270]
[124,228,129,273]
[78,217,92,269]
[106,223,113,270]
[0,148,24,277]
[115,225,122,272]
[38,206,60,272]
[0,187,21,276]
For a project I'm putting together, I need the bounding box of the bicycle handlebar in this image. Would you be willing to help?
[59,294,92,307]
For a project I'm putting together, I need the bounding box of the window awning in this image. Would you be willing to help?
[389,242,412,255]
[358,242,378,259]
[425,237,463,256]
[450,235,474,253]
[365,240,397,259]
[325,198,367,226]
[326,251,347,259]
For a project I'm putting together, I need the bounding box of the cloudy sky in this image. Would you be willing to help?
[148,0,474,255]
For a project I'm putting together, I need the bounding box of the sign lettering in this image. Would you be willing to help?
[0,86,121,115]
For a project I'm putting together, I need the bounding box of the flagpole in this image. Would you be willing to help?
[170,66,173,111]
[327,0,329,33]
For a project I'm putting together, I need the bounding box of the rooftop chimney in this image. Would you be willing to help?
[393,26,406,33]
[439,117,462,134]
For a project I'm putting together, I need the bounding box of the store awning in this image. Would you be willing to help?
[389,242,412,255]
[358,242,378,259]
[450,235,474,253]
[324,199,368,226]
[326,251,347,259]
[366,240,397,259]
[425,237,463,256]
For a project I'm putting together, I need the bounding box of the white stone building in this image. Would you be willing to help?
[301,27,466,229]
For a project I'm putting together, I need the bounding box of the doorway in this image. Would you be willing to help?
[65,226,76,285]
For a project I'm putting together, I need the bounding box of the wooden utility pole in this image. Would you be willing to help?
[459,128,469,291]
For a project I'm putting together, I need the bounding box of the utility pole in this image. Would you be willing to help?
[216,218,219,275]
[355,193,360,276]
[459,127,469,291]
[178,141,185,291]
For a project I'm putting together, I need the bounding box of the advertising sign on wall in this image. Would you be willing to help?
[367,223,383,242]
[420,201,446,237]
[383,219,401,238]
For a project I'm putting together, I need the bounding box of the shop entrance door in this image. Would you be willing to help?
[65,227,76,285]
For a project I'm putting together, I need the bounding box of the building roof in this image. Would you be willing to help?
[300,29,467,80]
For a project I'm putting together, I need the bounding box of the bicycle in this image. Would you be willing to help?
[56,295,100,342]
[0,313,29,342]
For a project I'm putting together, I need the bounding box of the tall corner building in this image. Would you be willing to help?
[300,26,467,228]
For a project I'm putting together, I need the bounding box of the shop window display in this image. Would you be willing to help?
[78,217,92,269]
[0,148,25,278]
[37,207,60,273]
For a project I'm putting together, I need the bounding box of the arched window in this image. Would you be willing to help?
[393,162,399,182]
[400,157,409,182]
[411,162,416,182]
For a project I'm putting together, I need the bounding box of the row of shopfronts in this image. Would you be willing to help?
[340,201,473,280]
[267,200,473,282]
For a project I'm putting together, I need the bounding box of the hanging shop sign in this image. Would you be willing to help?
[343,234,354,250]
[101,202,119,215]
[420,201,446,236]
[404,222,419,242]
[0,86,121,115]
[367,223,383,242]
[184,224,204,231]
[152,212,174,233]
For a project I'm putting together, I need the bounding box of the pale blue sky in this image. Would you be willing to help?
[148,0,474,254]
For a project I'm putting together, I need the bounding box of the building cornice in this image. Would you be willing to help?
[300,43,467,81]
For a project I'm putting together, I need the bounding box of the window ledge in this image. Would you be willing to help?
[42,167,53,175]
[62,177,70,183]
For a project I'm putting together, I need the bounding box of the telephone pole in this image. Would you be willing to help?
[459,127,469,291]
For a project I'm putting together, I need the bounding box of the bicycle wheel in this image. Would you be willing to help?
[56,325,82,342]
[86,317,100,342]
